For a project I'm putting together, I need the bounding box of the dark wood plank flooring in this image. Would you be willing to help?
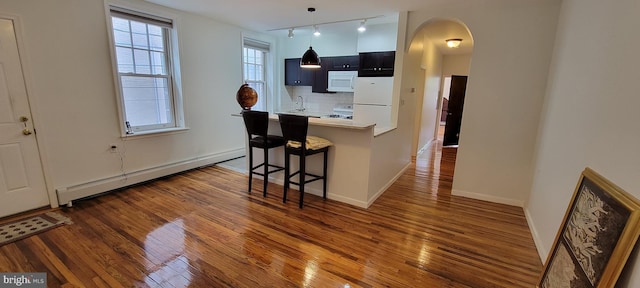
[0,140,542,287]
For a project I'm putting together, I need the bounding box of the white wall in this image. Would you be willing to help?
[406,0,561,206]
[412,35,442,156]
[368,12,412,204]
[357,22,398,53]
[278,26,359,59]
[0,0,259,203]
[442,54,471,76]
[527,0,640,286]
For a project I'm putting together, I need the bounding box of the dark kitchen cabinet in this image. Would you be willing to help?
[285,58,313,86]
[312,58,331,93]
[358,51,395,77]
[330,55,359,71]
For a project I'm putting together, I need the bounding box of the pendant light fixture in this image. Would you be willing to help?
[300,7,321,69]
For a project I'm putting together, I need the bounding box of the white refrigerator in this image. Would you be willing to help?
[353,77,393,129]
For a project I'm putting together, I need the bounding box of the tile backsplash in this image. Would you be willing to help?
[284,86,354,114]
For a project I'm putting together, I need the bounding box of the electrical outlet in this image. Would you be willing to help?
[109,144,118,153]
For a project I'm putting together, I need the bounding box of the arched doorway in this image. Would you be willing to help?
[406,18,473,181]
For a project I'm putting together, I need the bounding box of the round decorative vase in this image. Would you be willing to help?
[236,84,258,110]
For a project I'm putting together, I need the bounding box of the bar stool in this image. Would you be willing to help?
[242,110,285,196]
[278,114,333,208]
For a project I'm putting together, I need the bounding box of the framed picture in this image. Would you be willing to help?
[538,167,640,287]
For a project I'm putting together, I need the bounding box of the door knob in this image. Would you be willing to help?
[22,128,32,135]
[20,116,29,122]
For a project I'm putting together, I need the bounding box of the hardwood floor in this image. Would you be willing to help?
[0,141,542,287]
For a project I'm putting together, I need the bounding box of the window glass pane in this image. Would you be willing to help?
[115,47,134,73]
[149,34,164,51]
[257,66,264,81]
[134,49,151,74]
[150,51,166,74]
[132,31,149,49]
[246,64,256,81]
[148,25,162,36]
[121,76,172,126]
[114,30,131,47]
[247,50,255,63]
[112,17,130,33]
[130,21,147,34]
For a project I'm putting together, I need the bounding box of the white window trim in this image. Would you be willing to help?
[241,33,277,113]
[105,1,185,137]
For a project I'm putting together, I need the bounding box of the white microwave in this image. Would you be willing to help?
[327,71,357,92]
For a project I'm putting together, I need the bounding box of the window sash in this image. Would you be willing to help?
[243,45,268,111]
[118,74,175,131]
[110,7,178,133]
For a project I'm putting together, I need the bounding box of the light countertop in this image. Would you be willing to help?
[232,111,375,130]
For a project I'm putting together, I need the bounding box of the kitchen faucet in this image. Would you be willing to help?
[296,96,305,111]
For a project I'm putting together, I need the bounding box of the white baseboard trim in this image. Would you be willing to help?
[56,148,245,205]
[263,177,369,208]
[451,189,525,207]
[238,173,369,208]
[524,207,548,263]
[367,162,412,208]
[417,139,434,157]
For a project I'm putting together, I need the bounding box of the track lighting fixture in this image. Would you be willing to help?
[274,16,382,38]
[358,20,367,32]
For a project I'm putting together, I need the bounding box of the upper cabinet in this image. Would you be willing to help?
[356,23,398,53]
[312,57,331,93]
[358,51,395,77]
[329,56,359,71]
[284,58,313,86]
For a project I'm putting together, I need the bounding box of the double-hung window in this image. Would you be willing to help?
[242,38,270,111]
[109,7,183,134]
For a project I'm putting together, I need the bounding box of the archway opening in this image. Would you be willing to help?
[405,18,474,191]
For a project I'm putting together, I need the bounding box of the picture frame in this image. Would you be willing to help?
[538,167,640,287]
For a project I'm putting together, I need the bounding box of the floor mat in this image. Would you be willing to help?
[0,212,72,246]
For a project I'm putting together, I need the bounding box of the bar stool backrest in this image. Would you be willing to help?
[242,110,269,140]
[278,114,309,150]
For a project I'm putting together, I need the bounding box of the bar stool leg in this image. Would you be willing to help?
[283,150,290,203]
[248,147,253,193]
[299,154,305,209]
[263,145,269,197]
[323,149,328,200]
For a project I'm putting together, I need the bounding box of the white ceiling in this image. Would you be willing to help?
[144,0,475,54]
[144,0,463,31]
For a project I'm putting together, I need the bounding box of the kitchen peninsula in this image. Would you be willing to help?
[236,112,395,208]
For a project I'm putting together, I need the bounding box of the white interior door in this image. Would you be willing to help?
[0,18,49,217]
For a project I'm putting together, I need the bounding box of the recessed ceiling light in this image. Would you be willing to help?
[446,38,463,48]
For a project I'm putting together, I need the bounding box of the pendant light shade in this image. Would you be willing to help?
[300,8,321,69]
[300,46,321,68]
